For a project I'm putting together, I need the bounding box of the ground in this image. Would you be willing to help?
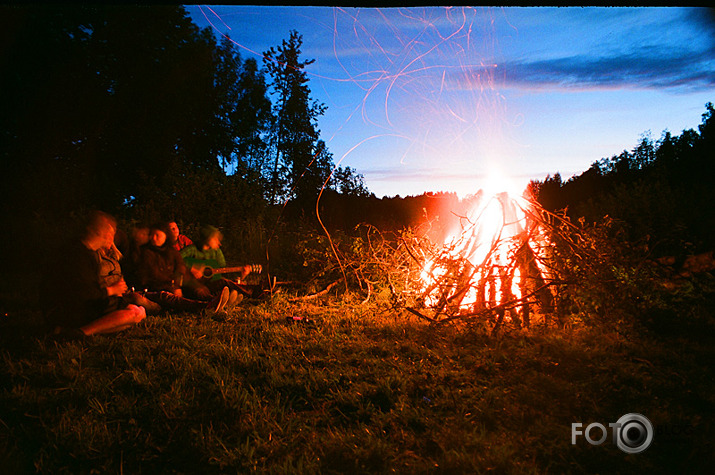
[1,291,713,473]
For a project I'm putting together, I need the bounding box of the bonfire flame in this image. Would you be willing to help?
[420,189,552,325]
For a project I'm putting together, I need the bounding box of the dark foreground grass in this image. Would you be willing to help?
[1,293,714,474]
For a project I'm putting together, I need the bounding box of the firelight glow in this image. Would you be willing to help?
[420,188,534,313]
[187,6,714,198]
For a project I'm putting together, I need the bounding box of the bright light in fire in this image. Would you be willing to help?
[481,166,526,200]
[420,184,535,314]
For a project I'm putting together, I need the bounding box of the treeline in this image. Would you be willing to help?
[530,103,715,257]
[318,190,461,236]
[0,5,372,270]
[2,5,712,275]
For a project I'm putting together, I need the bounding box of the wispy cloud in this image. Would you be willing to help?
[452,48,715,93]
[684,7,715,50]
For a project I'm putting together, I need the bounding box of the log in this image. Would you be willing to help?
[288,279,343,302]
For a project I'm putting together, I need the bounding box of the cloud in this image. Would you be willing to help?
[685,7,715,44]
[451,48,715,93]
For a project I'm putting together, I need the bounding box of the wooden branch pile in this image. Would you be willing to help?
[298,194,624,335]
[389,196,590,333]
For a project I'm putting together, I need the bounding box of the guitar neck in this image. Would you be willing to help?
[208,264,262,277]
[214,266,249,274]
[217,264,261,272]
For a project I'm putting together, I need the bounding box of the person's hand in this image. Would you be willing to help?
[107,279,128,297]
[190,267,203,280]
[239,265,251,280]
[173,288,183,298]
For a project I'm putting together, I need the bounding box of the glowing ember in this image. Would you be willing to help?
[419,186,550,321]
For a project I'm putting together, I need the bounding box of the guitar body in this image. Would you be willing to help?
[183,257,262,281]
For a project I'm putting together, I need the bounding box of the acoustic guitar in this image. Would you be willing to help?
[184,257,262,281]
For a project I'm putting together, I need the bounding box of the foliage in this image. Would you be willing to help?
[211,37,273,175]
[0,5,373,276]
[125,163,270,264]
[541,214,659,329]
[294,192,714,339]
[0,5,222,213]
[328,165,372,198]
[1,10,713,470]
[524,102,714,333]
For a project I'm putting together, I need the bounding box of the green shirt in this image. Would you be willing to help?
[180,244,227,280]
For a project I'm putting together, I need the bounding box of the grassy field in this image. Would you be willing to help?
[1,288,714,474]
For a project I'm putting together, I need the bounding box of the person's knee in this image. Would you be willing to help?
[127,304,147,323]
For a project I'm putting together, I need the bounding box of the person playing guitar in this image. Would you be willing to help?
[180,225,263,301]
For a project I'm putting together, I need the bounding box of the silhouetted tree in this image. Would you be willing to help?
[232,57,274,177]
[210,38,273,181]
[263,30,327,209]
[632,132,656,170]
[0,5,218,215]
[330,165,371,197]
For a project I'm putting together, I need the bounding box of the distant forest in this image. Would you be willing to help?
[1,5,712,270]
[530,103,714,256]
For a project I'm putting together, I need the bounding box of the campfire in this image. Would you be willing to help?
[415,187,555,329]
[332,177,619,333]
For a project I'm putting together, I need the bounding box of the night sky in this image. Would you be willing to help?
[188,6,714,198]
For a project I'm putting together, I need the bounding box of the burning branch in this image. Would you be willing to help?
[395,192,597,330]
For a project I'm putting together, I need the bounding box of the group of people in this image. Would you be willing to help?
[42,211,263,339]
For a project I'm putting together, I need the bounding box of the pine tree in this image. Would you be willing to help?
[263,30,327,208]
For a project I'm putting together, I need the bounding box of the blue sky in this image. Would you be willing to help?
[187,6,714,198]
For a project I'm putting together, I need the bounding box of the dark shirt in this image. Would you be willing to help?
[136,244,186,292]
[42,240,110,329]
[120,240,144,289]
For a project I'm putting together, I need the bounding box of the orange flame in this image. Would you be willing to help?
[420,186,542,315]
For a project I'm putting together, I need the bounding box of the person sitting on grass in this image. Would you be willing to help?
[42,211,146,338]
[137,222,188,296]
[169,220,193,252]
[96,234,150,314]
[134,222,238,315]
[180,225,261,302]
[120,221,150,289]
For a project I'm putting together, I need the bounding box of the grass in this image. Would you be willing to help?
[1,288,714,474]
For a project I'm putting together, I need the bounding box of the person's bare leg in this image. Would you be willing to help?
[79,304,146,336]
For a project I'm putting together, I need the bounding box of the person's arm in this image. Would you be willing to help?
[179,244,196,260]
[180,245,205,279]
[214,249,227,268]
[106,279,128,297]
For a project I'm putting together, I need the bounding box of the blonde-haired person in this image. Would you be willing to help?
[42,211,146,338]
